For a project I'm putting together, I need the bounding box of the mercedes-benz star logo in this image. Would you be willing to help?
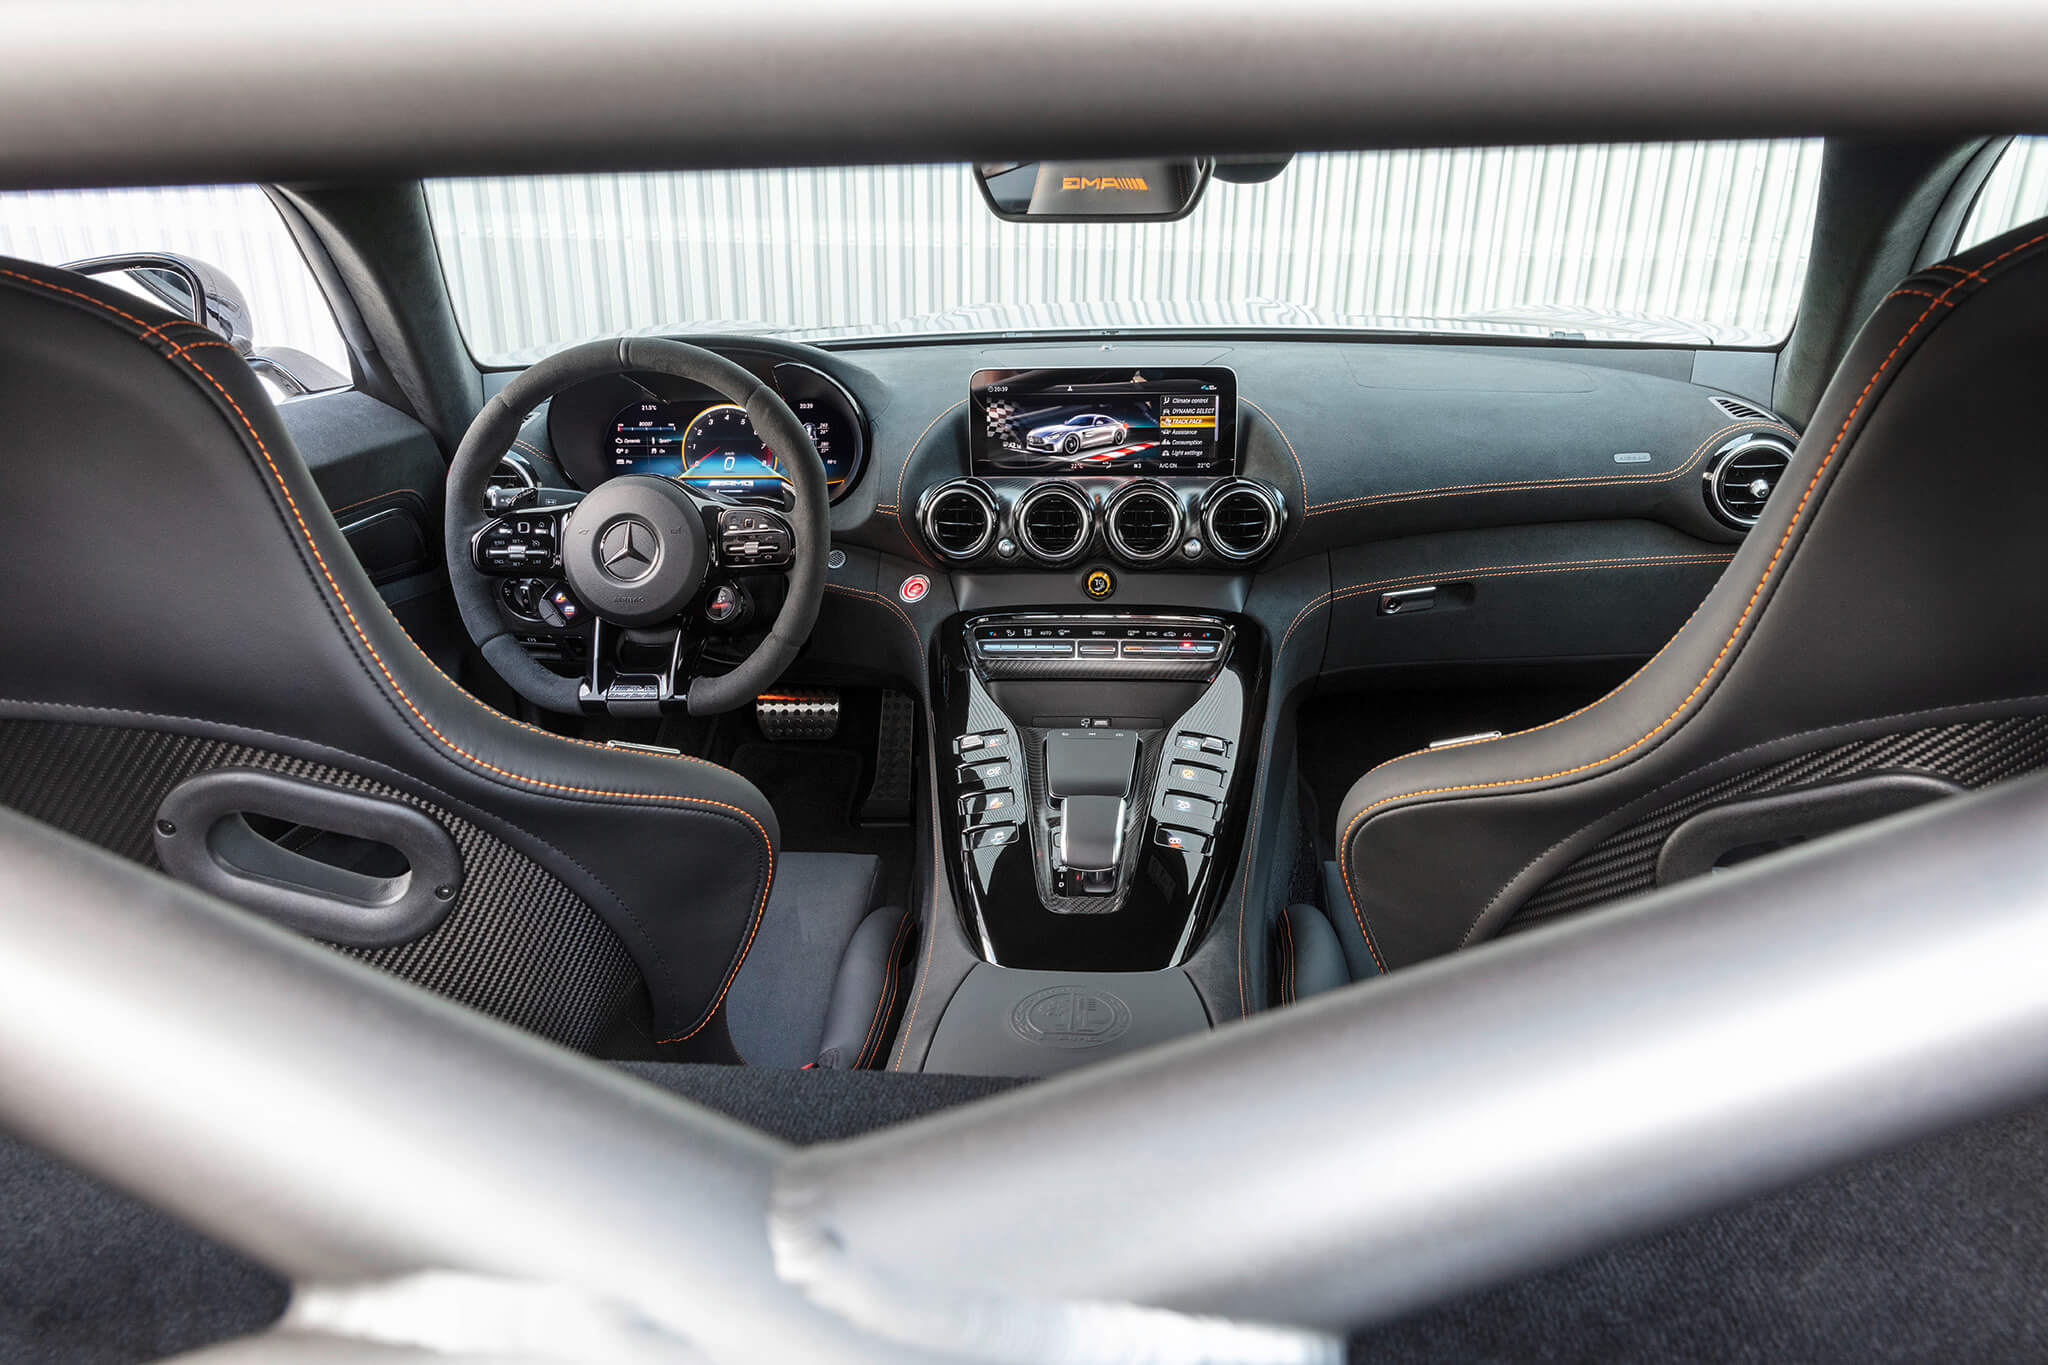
[597,517,659,583]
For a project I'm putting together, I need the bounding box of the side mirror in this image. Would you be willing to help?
[61,251,345,397]
[975,159,1211,222]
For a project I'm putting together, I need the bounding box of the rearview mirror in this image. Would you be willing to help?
[975,159,1211,222]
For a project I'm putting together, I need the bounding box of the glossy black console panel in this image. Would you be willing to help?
[935,609,1265,972]
[922,964,1211,1077]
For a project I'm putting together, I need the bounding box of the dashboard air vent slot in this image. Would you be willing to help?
[1203,481,1283,560]
[1015,484,1093,564]
[920,481,998,560]
[1709,395,1781,425]
[1105,484,1182,562]
[1704,436,1795,528]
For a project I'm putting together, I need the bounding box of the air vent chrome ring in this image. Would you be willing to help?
[1703,435,1796,529]
[492,449,538,490]
[1104,482,1183,563]
[1202,479,1285,561]
[1014,482,1095,565]
[918,479,999,560]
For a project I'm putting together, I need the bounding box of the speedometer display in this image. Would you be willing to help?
[681,404,786,493]
[599,367,865,499]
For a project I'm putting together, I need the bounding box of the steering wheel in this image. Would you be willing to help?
[445,338,829,717]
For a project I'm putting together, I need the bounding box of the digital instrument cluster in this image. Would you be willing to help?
[546,358,867,502]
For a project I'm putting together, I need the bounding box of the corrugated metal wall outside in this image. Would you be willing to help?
[426,143,1827,361]
[11,138,2048,376]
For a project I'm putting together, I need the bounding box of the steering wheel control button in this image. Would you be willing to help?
[560,475,708,628]
[717,509,795,568]
[475,512,561,573]
[899,574,931,604]
[1084,567,1115,599]
[705,583,744,625]
[535,587,582,628]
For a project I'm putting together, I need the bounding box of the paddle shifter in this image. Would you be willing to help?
[1043,728,1141,895]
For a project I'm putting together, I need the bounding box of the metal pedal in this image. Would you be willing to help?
[755,689,841,742]
[860,689,916,824]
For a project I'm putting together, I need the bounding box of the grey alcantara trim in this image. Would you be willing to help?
[10,2,2048,188]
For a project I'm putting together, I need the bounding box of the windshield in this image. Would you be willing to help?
[427,141,1821,364]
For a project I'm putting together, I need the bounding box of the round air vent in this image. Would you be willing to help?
[1015,483,1094,564]
[1202,480,1284,560]
[490,450,538,492]
[1105,483,1182,562]
[919,480,998,560]
[1703,436,1795,528]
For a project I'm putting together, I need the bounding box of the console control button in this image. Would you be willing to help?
[961,790,1018,821]
[1155,827,1210,855]
[1078,641,1119,658]
[1159,792,1219,828]
[1167,761,1225,791]
[967,824,1020,849]
[1173,733,1230,757]
[954,730,1006,755]
[957,759,1012,787]
[977,640,1075,657]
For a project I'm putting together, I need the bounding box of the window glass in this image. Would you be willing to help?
[427,141,1823,363]
[1957,137,2048,252]
[0,184,349,383]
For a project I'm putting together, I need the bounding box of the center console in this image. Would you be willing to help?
[935,609,1261,973]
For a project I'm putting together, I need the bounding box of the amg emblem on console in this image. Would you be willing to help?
[1010,985,1132,1048]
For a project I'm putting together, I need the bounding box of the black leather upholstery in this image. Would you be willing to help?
[1273,904,1347,1005]
[0,257,781,1053]
[1335,219,2048,980]
[816,905,916,1069]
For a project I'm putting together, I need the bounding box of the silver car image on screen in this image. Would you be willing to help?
[1025,412,1129,455]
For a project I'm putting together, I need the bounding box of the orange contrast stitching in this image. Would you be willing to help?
[889,400,965,568]
[0,265,778,1044]
[856,912,914,1067]
[1243,398,1310,504]
[1335,230,2048,964]
[1304,420,1793,516]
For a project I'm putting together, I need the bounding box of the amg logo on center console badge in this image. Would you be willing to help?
[1010,985,1133,1048]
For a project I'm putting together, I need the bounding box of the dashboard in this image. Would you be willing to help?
[497,332,1800,679]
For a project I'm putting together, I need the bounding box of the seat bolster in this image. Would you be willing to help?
[1278,904,1348,1003]
[817,906,914,1070]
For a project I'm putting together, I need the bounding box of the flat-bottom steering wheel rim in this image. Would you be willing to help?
[443,337,830,716]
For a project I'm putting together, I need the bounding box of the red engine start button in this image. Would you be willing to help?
[899,574,930,604]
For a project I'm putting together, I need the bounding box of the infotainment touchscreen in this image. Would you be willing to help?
[968,368,1237,477]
